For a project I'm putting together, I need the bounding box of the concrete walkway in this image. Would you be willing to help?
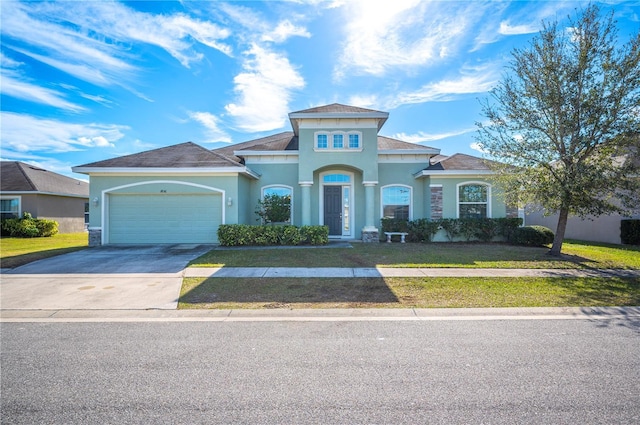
[184,267,640,278]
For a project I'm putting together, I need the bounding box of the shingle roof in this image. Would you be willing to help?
[214,132,298,162]
[290,103,385,114]
[75,142,242,169]
[425,153,496,171]
[377,135,438,152]
[1,161,89,196]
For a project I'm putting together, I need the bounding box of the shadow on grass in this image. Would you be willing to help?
[1,247,87,269]
[180,277,399,308]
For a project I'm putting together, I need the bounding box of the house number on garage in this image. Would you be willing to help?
[160,190,167,193]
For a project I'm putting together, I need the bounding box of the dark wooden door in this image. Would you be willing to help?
[324,186,342,236]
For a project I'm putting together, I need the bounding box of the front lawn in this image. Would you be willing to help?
[189,240,640,269]
[0,233,88,268]
[179,276,640,309]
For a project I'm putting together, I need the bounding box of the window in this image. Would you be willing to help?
[84,202,90,224]
[382,186,411,220]
[314,131,362,151]
[458,183,489,219]
[0,197,20,219]
[323,174,351,183]
[317,134,328,149]
[261,186,293,223]
[348,133,360,148]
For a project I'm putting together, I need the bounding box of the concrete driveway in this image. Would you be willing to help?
[1,244,213,310]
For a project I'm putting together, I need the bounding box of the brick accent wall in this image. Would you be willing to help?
[430,186,443,220]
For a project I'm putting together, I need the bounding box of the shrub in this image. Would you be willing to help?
[474,218,499,242]
[495,217,523,241]
[439,219,461,241]
[621,219,640,245]
[217,224,327,246]
[510,225,554,246]
[0,212,59,238]
[407,218,440,243]
[300,225,329,245]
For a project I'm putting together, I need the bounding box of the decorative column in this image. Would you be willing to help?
[299,182,312,226]
[362,182,379,243]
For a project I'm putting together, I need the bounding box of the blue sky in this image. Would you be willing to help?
[1,0,638,179]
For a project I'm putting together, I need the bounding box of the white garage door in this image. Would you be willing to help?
[108,194,222,244]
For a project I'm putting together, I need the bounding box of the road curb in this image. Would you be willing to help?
[2,306,639,323]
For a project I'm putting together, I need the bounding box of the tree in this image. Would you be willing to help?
[476,4,640,256]
[255,193,291,224]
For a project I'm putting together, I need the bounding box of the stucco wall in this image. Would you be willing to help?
[20,194,87,233]
[525,210,640,245]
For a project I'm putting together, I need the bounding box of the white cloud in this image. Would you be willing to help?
[0,1,232,92]
[225,44,305,132]
[347,94,380,109]
[334,0,488,79]
[386,63,500,108]
[188,111,232,143]
[499,21,539,36]
[470,142,489,154]
[394,127,477,144]
[262,20,311,43]
[0,112,127,153]
[0,68,86,112]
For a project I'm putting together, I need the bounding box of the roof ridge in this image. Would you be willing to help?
[15,162,38,191]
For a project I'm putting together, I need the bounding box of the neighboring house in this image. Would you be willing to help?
[525,210,640,245]
[1,161,89,233]
[73,104,517,246]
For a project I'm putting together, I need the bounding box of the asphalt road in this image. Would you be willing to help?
[2,319,639,424]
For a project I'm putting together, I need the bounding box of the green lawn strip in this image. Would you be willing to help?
[189,241,640,269]
[0,233,88,268]
[179,276,640,309]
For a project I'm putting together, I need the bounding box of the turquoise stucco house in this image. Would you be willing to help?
[73,104,518,246]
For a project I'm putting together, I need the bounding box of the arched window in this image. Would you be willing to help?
[382,185,412,220]
[457,183,490,219]
[261,186,293,224]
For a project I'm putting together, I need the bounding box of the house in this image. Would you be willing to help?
[1,161,89,233]
[73,104,517,246]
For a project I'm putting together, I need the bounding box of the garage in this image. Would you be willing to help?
[108,193,222,244]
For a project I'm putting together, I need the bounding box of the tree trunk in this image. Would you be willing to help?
[549,207,569,256]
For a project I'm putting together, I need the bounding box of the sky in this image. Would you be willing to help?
[1,0,639,180]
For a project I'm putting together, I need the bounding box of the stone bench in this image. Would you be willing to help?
[384,232,408,243]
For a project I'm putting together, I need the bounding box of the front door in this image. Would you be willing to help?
[324,186,342,236]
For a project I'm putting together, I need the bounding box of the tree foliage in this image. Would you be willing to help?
[476,5,640,255]
[255,193,291,224]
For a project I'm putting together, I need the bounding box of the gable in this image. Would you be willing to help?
[1,161,88,196]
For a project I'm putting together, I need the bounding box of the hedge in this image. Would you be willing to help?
[621,219,640,245]
[509,225,555,246]
[217,224,328,247]
[381,217,523,243]
[0,212,59,238]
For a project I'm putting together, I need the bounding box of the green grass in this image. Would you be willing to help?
[0,233,88,268]
[179,276,640,309]
[189,240,640,269]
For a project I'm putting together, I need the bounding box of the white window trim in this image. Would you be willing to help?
[456,181,491,219]
[314,131,363,152]
[0,195,22,218]
[380,184,413,221]
[261,184,294,224]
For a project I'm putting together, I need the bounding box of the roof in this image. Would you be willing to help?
[74,142,242,169]
[1,161,89,197]
[288,103,389,134]
[215,132,298,162]
[290,103,386,115]
[377,136,439,153]
[425,153,496,171]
